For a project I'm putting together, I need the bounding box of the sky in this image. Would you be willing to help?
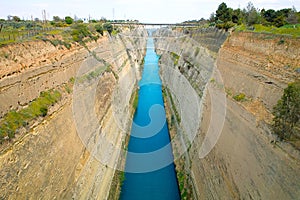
[0,0,299,23]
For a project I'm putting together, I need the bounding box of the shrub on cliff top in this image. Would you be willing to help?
[95,24,104,35]
[103,23,113,34]
[272,80,300,140]
[71,24,91,42]
[65,16,73,25]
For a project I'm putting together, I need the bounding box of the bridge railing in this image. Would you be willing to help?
[111,22,201,27]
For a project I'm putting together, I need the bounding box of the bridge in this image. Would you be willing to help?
[111,22,200,27]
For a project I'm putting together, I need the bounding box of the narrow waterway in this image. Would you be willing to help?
[120,31,180,200]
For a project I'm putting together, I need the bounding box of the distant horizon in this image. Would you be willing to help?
[1,0,299,23]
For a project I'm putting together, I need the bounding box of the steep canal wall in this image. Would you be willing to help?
[1,25,299,199]
[0,28,147,199]
[155,28,300,199]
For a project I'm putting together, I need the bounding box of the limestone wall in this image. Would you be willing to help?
[155,28,300,199]
[0,27,147,199]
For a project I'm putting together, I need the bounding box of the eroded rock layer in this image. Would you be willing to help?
[155,28,300,199]
[0,28,147,199]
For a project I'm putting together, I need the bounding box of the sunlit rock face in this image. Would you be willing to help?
[154,28,300,199]
[0,28,147,199]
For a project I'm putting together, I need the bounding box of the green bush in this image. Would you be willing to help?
[65,16,73,25]
[103,23,113,34]
[49,39,61,47]
[216,21,235,31]
[69,77,75,84]
[95,24,104,35]
[170,52,180,65]
[64,85,72,94]
[278,39,285,45]
[46,39,71,49]
[273,80,300,140]
[71,24,92,43]
[40,106,48,117]
[133,93,139,110]
[0,90,61,143]
[233,93,246,101]
[64,42,71,49]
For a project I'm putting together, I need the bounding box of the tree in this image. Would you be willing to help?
[12,16,21,22]
[89,19,97,23]
[273,80,300,140]
[246,2,260,26]
[263,9,276,23]
[274,15,286,27]
[53,16,61,22]
[65,16,73,25]
[277,8,292,19]
[216,2,232,22]
[286,6,299,24]
[274,9,291,27]
[232,8,244,24]
[209,12,216,23]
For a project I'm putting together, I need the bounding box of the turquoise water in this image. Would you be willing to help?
[120,32,180,200]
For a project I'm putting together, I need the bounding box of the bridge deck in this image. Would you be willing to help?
[111,22,200,27]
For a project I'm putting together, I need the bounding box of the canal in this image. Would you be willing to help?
[120,30,180,200]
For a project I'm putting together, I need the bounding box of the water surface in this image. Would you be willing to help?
[120,32,180,200]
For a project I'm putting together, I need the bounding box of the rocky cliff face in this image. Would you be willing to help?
[0,37,87,117]
[155,28,300,199]
[0,28,147,199]
[1,26,299,199]
[219,32,299,111]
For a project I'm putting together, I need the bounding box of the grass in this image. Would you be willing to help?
[164,87,181,123]
[133,92,139,111]
[0,39,16,47]
[46,39,71,49]
[119,171,126,186]
[0,29,64,46]
[64,85,72,94]
[177,171,185,192]
[76,65,108,83]
[118,59,128,72]
[225,88,233,97]
[235,24,300,37]
[233,93,246,102]
[46,29,63,35]
[174,157,192,200]
[69,77,75,84]
[0,89,61,143]
[111,29,120,36]
[170,52,180,65]
[0,23,102,47]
